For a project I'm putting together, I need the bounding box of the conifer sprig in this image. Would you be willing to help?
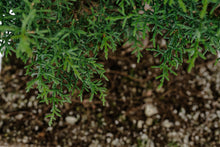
[0,0,219,125]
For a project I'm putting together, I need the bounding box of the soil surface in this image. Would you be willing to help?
[0,46,220,146]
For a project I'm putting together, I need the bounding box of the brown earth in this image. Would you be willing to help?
[0,47,219,146]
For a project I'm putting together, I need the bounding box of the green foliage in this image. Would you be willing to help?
[0,0,219,125]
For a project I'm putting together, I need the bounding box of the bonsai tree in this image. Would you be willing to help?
[0,0,219,126]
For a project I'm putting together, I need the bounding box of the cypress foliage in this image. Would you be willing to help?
[0,0,219,126]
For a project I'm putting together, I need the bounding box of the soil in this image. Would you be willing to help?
[0,46,220,146]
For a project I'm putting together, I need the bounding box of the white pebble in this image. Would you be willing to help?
[137,120,144,129]
[115,120,119,125]
[160,38,166,48]
[175,121,180,126]
[216,111,220,118]
[131,64,136,68]
[192,105,198,111]
[173,109,178,114]
[89,140,100,147]
[15,114,23,120]
[162,119,173,128]
[22,136,28,143]
[146,118,153,126]
[27,101,32,107]
[35,126,39,131]
[106,138,111,143]
[106,133,113,137]
[193,112,200,121]
[144,104,158,117]
[195,136,199,141]
[112,138,120,146]
[146,139,155,147]
[46,127,53,131]
[65,116,78,125]
[141,134,149,140]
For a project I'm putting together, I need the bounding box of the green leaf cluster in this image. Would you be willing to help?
[0,0,219,125]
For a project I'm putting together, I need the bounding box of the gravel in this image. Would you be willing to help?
[0,49,219,146]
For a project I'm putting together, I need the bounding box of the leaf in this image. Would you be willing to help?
[54,110,61,117]
[209,47,217,55]
[164,0,169,4]
[104,46,108,59]
[0,26,17,31]
[21,9,36,33]
[17,35,32,58]
[73,67,81,80]
[45,113,53,118]
[76,30,86,37]
[169,0,174,6]
[187,51,198,73]
[122,17,128,29]
[200,0,208,18]
[178,0,187,12]
[26,78,38,92]
[152,32,157,48]
[177,24,192,30]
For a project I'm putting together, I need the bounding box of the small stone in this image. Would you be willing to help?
[35,126,39,131]
[156,87,165,93]
[199,67,206,73]
[106,133,113,137]
[91,121,96,127]
[214,121,218,128]
[192,105,198,111]
[15,114,23,120]
[183,134,189,146]
[160,38,166,48]
[89,140,100,147]
[46,127,53,131]
[195,136,199,141]
[0,114,8,120]
[175,121,180,126]
[27,101,32,107]
[173,109,178,114]
[22,136,28,143]
[0,121,3,127]
[215,130,219,136]
[106,138,111,143]
[131,64,136,68]
[65,116,78,125]
[186,91,191,96]
[146,139,155,147]
[146,118,153,126]
[137,120,144,129]
[141,134,149,140]
[17,138,21,143]
[180,108,186,114]
[216,111,220,118]
[59,121,63,126]
[18,69,23,76]
[193,112,200,120]
[144,104,158,117]
[162,119,173,128]
[131,88,136,93]
[112,138,120,146]
[132,119,137,124]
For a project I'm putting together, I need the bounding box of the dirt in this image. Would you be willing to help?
[0,47,219,147]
